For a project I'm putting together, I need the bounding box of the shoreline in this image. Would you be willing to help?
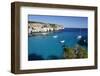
[28,28,88,36]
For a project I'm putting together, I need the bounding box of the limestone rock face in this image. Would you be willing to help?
[28,21,64,34]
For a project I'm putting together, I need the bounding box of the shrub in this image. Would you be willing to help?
[63,45,87,59]
[63,47,76,59]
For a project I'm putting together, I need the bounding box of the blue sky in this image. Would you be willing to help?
[28,15,88,28]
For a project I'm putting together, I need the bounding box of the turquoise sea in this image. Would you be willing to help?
[28,28,88,60]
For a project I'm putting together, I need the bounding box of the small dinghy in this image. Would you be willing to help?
[60,40,65,43]
[53,35,58,38]
[42,33,48,35]
[84,40,86,42]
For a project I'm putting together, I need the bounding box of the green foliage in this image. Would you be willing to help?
[50,24,56,27]
[63,45,87,59]
[77,47,88,58]
[63,47,76,59]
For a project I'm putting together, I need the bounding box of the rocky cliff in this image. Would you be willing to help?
[28,21,64,34]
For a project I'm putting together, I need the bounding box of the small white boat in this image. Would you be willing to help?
[42,33,48,35]
[84,40,86,42]
[77,35,82,39]
[53,35,58,38]
[60,40,65,43]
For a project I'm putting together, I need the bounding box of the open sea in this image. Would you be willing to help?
[28,28,88,60]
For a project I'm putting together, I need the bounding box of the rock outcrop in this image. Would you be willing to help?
[28,21,64,34]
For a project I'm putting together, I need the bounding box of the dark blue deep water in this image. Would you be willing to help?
[28,28,88,60]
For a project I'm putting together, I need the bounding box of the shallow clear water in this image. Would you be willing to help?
[28,28,88,60]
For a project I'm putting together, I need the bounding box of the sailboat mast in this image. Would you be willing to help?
[80,28,81,35]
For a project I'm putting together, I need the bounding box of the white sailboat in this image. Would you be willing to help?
[77,35,82,39]
[77,28,82,39]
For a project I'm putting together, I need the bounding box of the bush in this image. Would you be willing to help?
[63,47,76,59]
[63,45,87,59]
[77,46,88,58]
